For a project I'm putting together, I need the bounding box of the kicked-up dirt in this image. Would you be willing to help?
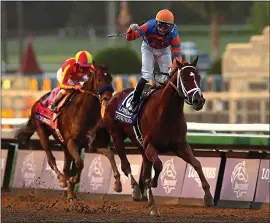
[1,191,269,223]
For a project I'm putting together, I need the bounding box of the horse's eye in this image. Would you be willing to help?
[97,78,102,82]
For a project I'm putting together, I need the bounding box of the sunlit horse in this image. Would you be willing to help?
[15,65,122,200]
[101,57,214,215]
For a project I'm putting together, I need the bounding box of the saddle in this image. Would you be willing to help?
[34,89,78,142]
[40,88,76,114]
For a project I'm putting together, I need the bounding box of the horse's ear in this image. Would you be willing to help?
[100,64,108,70]
[176,58,184,69]
[191,56,199,67]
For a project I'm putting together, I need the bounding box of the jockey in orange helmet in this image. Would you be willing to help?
[48,50,95,112]
[126,9,182,113]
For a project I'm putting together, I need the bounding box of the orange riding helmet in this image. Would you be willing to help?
[155,9,174,24]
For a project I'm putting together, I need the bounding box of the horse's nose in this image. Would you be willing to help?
[193,96,205,106]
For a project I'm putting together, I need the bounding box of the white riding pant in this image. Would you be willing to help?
[141,41,172,83]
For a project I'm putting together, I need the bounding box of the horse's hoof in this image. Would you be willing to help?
[150,207,160,216]
[132,185,143,201]
[59,181,68,188]
[68,198,74,203]
[204,194,214,207]
[113,182,122,193]
[150,180,158,188]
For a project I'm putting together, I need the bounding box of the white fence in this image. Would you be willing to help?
[2,118,269,134]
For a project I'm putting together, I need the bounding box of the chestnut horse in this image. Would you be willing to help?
[102,57,214,215]
[14,65,122,200]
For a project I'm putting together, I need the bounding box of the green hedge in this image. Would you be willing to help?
[207,57,222,75]
[94,47,142,74]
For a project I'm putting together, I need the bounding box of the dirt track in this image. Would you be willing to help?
[1,191,269,223]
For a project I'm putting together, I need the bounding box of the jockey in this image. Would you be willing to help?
[48,50,95,112]
[126,9,183,113]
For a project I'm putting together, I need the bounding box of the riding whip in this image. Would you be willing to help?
[107,21,145,37]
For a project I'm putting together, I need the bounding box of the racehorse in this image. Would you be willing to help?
[14,65,122,200]
[101,57,214,215]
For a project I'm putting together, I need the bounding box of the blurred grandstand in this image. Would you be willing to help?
[1,1,269,124]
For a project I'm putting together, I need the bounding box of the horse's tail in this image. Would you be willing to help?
[14,118,36,145]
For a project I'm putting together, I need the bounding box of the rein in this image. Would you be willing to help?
[80,89,99,98]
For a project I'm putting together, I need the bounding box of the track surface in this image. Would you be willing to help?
[1,191,269,223]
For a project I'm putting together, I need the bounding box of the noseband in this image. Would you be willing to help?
[168,65,202,105]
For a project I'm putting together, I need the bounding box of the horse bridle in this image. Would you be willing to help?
[155,65,202,105]
[80,69,114,104]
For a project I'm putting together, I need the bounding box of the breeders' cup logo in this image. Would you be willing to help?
[160,158,177,194]
[21,152,36,187]
[231,161,249,198]
[88,156,104,190]
[187,166,216,187]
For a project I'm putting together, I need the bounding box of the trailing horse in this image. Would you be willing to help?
[14,65,122,200]
[101,57,214,215]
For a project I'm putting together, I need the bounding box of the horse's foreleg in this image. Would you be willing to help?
[143,142,161,215]
[36,125,63,179]
[111,133,142,200]
[145,143,163,188]
[66,139,84,184]
[173,142,214,207]
[96,147,122,193]
[58,149,72,188]
[141,154,153,199]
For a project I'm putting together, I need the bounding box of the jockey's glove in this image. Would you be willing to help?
[130,23,139,31]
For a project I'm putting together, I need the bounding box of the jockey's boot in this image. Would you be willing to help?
[48,91,65,112]
[129,77,148,113]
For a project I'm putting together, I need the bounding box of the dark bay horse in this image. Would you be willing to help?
[102,57,214,215]
[14,65,122,200]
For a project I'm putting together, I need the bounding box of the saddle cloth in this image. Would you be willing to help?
[33,87,74,142]
[115,85,155,146]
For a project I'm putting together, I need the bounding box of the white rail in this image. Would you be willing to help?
[1,118,269,133]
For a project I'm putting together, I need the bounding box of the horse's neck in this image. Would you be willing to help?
[158,75,184,122]
[75,76,98,123]
[83,74,96,92]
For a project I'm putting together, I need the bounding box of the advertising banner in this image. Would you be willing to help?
[107,155,142,195]
[12,150,45,189]
[181,157,221,198]
[151,155,186,197]
[220,158,260,201]
[79,153,112,194]
[254,159,270,203]
[39,151,66,190]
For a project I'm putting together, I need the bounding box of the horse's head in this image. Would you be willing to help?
[95,64,114,105]
[83,64,114,105]
[171,56,205,111]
